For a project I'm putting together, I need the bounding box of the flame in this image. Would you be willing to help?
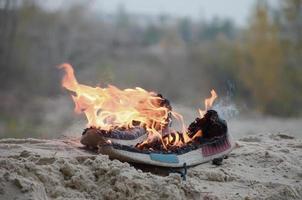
[59,63,218,150]
[157,90,217,150]
[198,89,218,118]
[59,63,170,135]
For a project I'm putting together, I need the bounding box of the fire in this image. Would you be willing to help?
[59,63,218,150]
[59,63,170,134]
[199,89,218,118]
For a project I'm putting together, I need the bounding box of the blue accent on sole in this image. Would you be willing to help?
[149,153,179,163]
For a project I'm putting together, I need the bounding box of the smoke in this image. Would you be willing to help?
[212,81,239,120]
[213,100,239,120]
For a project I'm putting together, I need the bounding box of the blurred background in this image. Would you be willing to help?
[0,0,301,139]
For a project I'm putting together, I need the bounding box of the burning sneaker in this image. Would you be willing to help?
[98,110,235,168]
[58,63,235,167]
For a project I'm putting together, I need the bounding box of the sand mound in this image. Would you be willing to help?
[0,133,301,200]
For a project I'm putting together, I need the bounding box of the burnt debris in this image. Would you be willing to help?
[153,93,172,130]
[135,109,228,152]
[188,110,227,141]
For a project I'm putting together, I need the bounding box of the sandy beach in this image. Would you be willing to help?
[0,133,301,200]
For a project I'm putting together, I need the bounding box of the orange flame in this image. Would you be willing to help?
[59,63,171,133]
[198,89,218,118]
[59,63,218,149]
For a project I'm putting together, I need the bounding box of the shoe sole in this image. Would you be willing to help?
[98,134,235,168]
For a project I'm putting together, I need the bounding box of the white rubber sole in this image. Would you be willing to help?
[99,134,235,168]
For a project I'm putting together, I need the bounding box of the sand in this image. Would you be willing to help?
[0,133,301,200]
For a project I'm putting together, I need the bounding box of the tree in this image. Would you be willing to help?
[277,0,302,113]
[178,17,193,43]
[0,0,18,84]
[143,24,161,45]
[238,1,286,115]
[198,18,235,41]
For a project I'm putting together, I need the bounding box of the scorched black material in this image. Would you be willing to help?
[135,109,228,152]
[188,110,227,140]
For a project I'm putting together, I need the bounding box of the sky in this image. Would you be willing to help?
[44,0,278,26]
[95,0,257,26]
